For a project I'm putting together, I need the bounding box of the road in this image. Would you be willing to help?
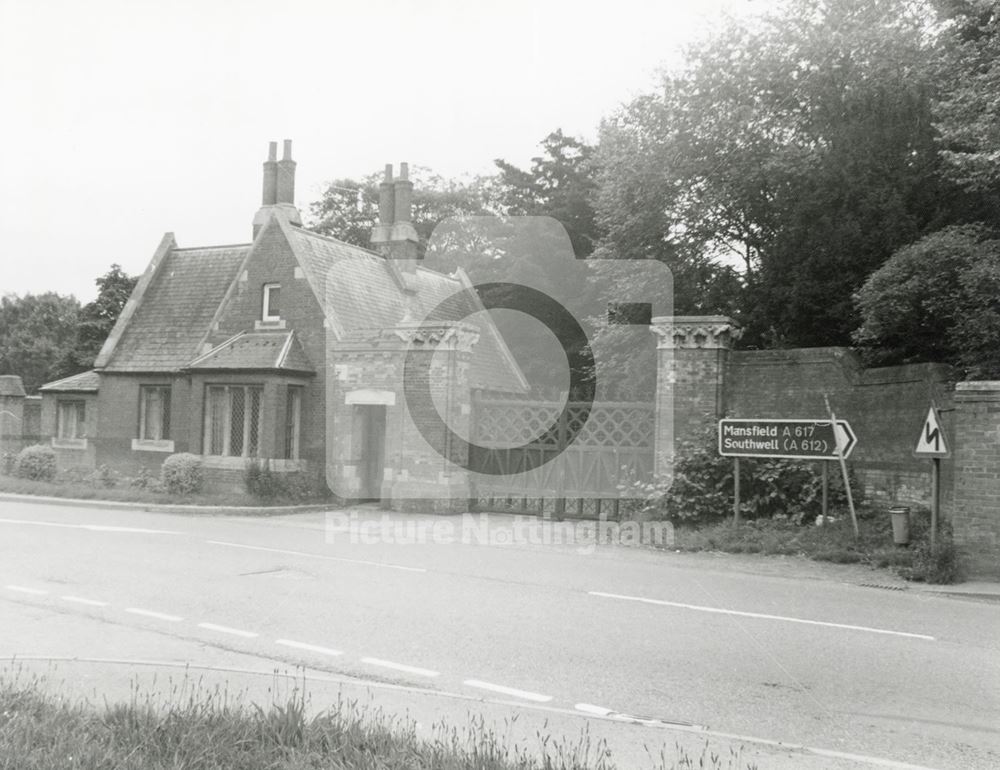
[1,499,998,769]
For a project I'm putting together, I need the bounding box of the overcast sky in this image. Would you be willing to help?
[0,0,762,302]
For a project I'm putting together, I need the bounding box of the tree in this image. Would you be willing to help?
[494,130,601,258]
[0,293,80,393]
[56,264,138,376]
[853,224,1000,377]
[308,168,499,255]
[596,0,973,347]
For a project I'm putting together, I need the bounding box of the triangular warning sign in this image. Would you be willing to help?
[915,406,949,457]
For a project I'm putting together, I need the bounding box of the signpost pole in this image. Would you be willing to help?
[821,461,829,522]
[824,395,859,538]
[733,457,741,527]
[931,457,939,549]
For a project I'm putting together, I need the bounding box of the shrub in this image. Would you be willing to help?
[14,444,57,482]
[1,451,16,476]
[91,464,117,489]
[245,459,317,503]
[129,466,156,490]
[621,426,858,525]
[160,453,203,495]
[903,536,962,584]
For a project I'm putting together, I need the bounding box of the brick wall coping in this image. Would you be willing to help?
[954,381,1000,401]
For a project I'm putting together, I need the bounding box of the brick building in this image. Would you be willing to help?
[36,141,525,506]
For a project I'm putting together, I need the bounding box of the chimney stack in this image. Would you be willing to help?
[253,139,302,239]
[370,161,419,267]
[276,139,296,204]
[262,141,278,205]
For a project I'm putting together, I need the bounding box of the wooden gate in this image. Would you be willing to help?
[469,397,654,518]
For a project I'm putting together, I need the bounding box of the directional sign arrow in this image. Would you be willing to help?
[718,418,857,461]
[834,420,857,459]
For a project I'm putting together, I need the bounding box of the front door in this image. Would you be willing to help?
[356,405,386,501]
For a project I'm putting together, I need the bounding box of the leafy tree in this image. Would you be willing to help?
[57,264,137,376]
[0,293,80,393]
[596,0,974,347]
[853,224,1000,377]
[494,130,601,258]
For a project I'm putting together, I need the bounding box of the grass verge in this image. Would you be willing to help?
[0,672,756,770]
[672,512,962,584]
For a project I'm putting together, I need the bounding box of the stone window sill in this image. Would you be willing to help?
[52,437,87,450]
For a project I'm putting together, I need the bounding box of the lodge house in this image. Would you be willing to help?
[35,141,526,507]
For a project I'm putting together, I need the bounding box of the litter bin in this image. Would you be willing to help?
[889,506,910,546]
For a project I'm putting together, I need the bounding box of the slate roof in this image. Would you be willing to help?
[186,331,314,374]
[97,214,526,392]
[101,244,249,372]
[287,226,527,392]
[39,370,100,392]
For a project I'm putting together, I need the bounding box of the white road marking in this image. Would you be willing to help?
[361,657,439,677]
[125,608,182,622]
[589,591,936,641]
[575,703,613,716]
[60,595,108,607]
[207,540,426,573]
[198,622,258,639]
[463,679,553,702]
[0,518,179,535]
[5,585,47,595]
[275,639,343,657]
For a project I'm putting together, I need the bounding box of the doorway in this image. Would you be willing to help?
[354,404,386,501]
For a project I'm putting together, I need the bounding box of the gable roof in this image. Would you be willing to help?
[186,331,314,374]
[39,370,100,393]
[283,222,527,393]
[96,211,527,392]
[99,243,249,372]
[0,375,27,397]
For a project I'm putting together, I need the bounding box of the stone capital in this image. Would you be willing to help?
[650,315,741,350]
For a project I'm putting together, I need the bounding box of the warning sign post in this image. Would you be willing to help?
[914,405,949,547]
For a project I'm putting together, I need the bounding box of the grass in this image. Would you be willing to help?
[0,473,331,510]
[672,511,963,584]
[0,671,757,770]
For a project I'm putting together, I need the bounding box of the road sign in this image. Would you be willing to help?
[914,406,950,458]
[718,418,857,461]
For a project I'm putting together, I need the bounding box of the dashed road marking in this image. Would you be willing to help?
[275,639,343,657]
[361,657,439,677]
[60,595,108,607]
[0,518,180,535]
[198,622,258,639]
[463,679,552,702]
[575,703,613,716]
[4,584,47,595]
[124,608,182,622]
[206,540,426,573]
[588,591,936,641]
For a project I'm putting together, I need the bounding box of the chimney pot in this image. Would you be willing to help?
[262,141,278,206]
[399,162,409,181]
[282,139,293,160]
[276,140,296,204]
[393,161,413,224]
[268,141,278,161]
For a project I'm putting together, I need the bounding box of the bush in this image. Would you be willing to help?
[245,459,317,503]
[621,426,858,525]
[14,444,57,482]
[129,466,158,490]
[91,464,117,489]
[160,453,203,495]
[903,535,962,584]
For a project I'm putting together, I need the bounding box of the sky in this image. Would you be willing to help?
[0,0,764,303]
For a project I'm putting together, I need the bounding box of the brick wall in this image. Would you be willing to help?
[951,382,1000,578]
[724,348,954,506]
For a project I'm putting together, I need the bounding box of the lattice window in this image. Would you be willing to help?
[205,385,264,457]
[57,400,85,439]
[284,386,302,460]
[139,386,171,440]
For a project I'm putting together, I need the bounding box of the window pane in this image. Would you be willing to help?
[248,387,261,457]
[230,387,246,456]
[208,387,226,455]
[285,387,302,460]
[267,286,280,317]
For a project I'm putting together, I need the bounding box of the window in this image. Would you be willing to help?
[284,386,303,459]
[57,400,85,439]
[139,386,171,440]
[262,283,281,321]
[204,385,263,457]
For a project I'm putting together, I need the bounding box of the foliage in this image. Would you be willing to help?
[622,427,853,524]
[0,673,758,770]
[0,452,16,476]
[55,264,137,377]
[13,444,56,482]
[853,224,1000,376]
[595,0,981,348]
[160,453,203,495]
[244,459,319,503]
[90,464,118,489]
[0,293,80,393]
